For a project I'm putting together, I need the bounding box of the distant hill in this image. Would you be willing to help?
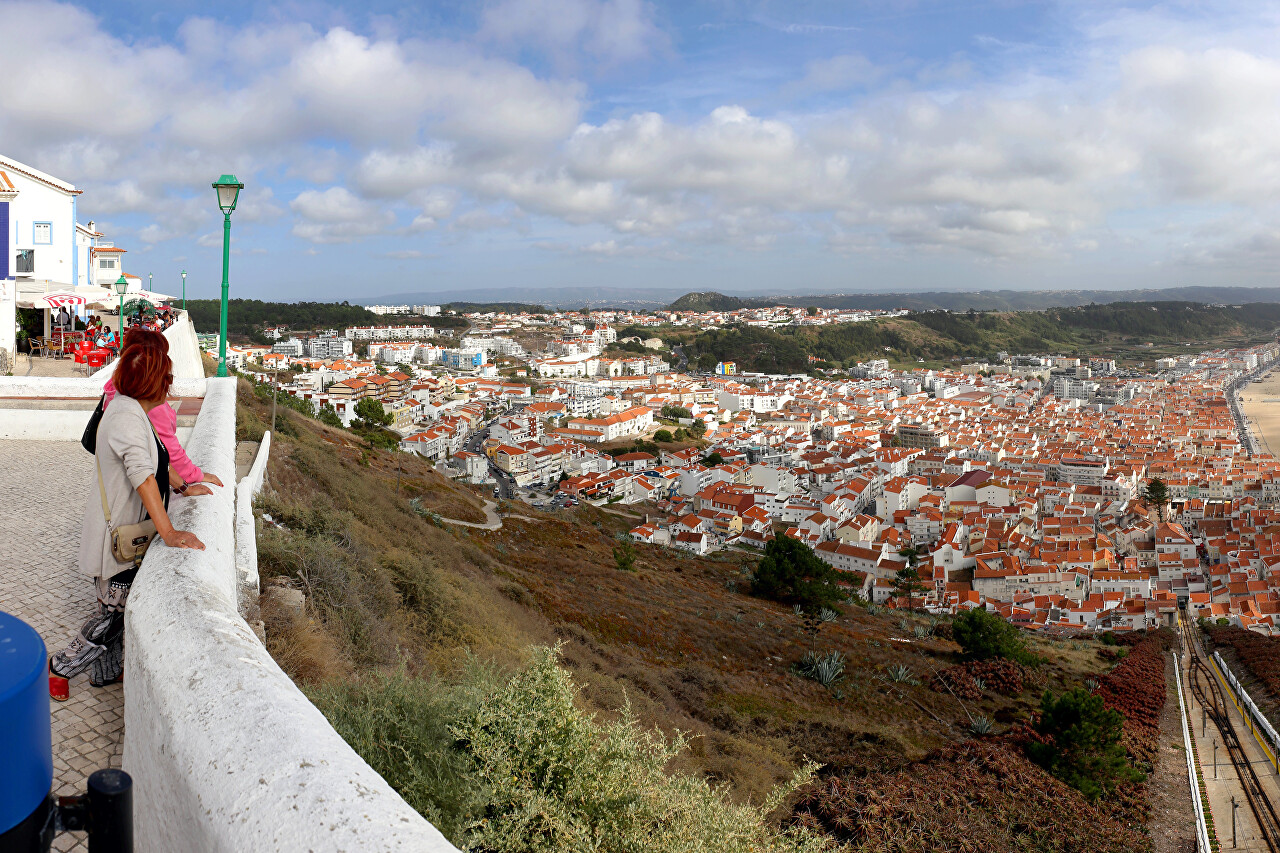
[669,287,1280,313]
[443,301,549,314]
[656,300,1280,373]
[667,292,764,312]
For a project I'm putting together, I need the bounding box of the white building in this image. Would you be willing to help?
[308,335,353,359]
[0,155,129,358]
[412,305,441,316]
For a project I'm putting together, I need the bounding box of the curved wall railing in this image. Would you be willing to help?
[123,378,458,852]
[235,431,271,608]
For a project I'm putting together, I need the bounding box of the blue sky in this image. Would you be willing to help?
[5,0,1280,301]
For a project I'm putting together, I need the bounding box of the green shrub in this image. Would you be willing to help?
[311,647,824,852]
[306,665,494,842]
[952,607,1038,666]
[751,535,846,614]
[1024,688,1143,801]
[453,647,824,853]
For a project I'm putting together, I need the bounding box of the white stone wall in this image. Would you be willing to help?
[124,378,457,853]
[235,430,270,608]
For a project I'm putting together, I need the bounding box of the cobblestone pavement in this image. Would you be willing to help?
[0,440,118,853]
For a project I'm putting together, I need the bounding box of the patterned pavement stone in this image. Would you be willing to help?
[0,439,118,853]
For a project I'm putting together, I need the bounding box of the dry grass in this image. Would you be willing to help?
[260,591,348,684]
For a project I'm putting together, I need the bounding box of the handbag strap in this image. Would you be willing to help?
[96,457,112,525]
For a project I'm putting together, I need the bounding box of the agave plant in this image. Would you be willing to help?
[724,579,738,593]
[897,618,912,632]
[886,664,918,685]
[913,625,933,640]
[972,677,986,692]
[970,715,994,736]
[819,608,839,624]
[793,604,805,616]
[1085,678,1099,692]
[796,650,847,687]
[866,604,882,616]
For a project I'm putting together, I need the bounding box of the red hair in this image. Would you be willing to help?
[113,329,173,402]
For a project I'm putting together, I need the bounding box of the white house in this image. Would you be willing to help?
[1,154,129,358]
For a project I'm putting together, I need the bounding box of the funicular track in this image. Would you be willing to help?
[1181,611,1280,851]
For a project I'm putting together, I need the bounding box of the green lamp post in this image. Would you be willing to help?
[212,174,243,377]
[113,274,129,345]
[181,269,187,311]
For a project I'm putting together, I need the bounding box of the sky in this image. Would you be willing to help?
[4,0,1280,301]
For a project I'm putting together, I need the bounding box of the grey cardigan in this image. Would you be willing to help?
[79,395,160,581]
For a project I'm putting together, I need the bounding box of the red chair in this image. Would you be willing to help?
[87,349,109,371]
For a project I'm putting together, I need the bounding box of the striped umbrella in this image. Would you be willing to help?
[30,291,90,309]
[131,289,174,304]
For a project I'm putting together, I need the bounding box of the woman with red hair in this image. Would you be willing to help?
[50,329,208,700]
[102,328,224,491]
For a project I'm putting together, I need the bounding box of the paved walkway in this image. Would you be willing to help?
[433,499,537,530]
[0,439,119,853]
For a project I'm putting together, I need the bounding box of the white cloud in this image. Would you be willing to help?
[789,54,883,94]
[479,0,666,64]
[0,1,1277,271]
[290,186,395,243]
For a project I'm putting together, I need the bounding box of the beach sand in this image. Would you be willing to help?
[1238,370,1280,456]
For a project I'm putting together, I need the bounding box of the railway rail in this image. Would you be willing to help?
[1181,611,1280,850]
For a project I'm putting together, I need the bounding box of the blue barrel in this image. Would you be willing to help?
[0,611,52,835]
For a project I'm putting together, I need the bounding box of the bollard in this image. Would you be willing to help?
[0,612,132,852]
[0,611,54,850]
[87,769,133,853]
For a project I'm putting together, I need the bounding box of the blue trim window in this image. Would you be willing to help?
[33,222,51,244]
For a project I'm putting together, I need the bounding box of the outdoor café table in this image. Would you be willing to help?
[50,330,85,356]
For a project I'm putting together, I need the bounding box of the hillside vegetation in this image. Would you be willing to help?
[667,287,1280,313]
[240,382,1176,852]
[187,298,468,341]
[642,301,1280,373]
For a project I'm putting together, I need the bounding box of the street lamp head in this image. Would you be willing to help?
[213,174,244,214]
[113,275,130,297]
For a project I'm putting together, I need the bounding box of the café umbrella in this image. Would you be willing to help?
[28,291,90,310]
[130,290,174,304]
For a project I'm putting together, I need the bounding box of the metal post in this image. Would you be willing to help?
[118,292,124,345]
[1232,795,1238,848]
[86,769,132,853]
[217,211,231,377]
[181,270,186,311]
[1214,741,1219,778]
[1203,709,1207,738]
